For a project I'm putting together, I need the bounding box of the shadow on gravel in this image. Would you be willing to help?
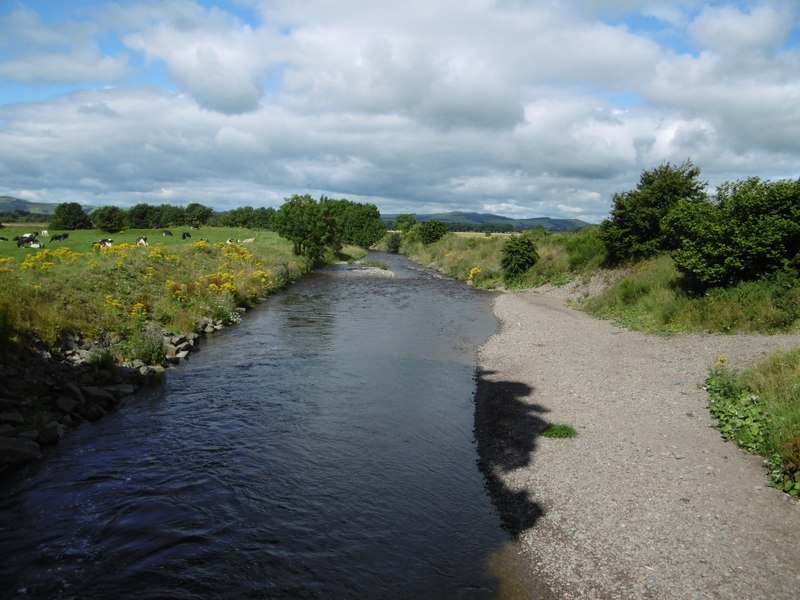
[474,368,548,537]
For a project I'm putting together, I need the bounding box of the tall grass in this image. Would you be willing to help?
[581,255,800,334]
[400,227,606,290]
[0,226,309,362]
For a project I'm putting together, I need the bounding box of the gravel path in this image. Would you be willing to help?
[475,287,800,599]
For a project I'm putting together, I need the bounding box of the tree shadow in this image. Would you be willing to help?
[474,368,549,537]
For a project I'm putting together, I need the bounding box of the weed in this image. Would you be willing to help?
[541,423,578,438]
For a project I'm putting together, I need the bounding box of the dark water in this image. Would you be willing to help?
[0,252,539,599]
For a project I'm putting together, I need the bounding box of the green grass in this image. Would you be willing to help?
[541,423,578,438]
[706,350,800,496]
[0,225,312,362]
[581,255,800,334]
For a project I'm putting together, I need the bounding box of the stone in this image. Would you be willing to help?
[81,386,117,408]
[55,396,78,414]
[75,403,104,422]
[66,382,86,404]
[104,384,136,399]
[38,421,65,445]
[0,436,42,465]
[18,430,40,441]
[0,424,17,436]
[0,411,25,425]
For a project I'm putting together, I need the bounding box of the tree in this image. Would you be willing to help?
[395,214,417,233]
[185,203,214,226]
[338,202,386,248]
[92,206,126,232]
[156,204,186,227]
[663,177,800,290]
[274,194,340,262]
[49,202,92,230]
[418,220,449,244]
[600,160,707,264]
[501,234,539,281]
[127,203,160,229]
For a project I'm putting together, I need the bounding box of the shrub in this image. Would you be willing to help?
[501,235,539,282]
[600,160,707,265]
[418,220,449,244]
[664,177,800,291]
[386,232,402,253]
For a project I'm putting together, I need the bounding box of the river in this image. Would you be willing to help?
[0,252,545,599]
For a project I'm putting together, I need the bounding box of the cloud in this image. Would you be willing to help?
[122,4,271,113]
[1,0,799,223]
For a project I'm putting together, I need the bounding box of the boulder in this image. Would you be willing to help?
[0,436,42,466]
[81,386,117,408]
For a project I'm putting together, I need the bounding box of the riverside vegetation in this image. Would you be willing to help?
[0,194,382,470]
[383,161,800,495]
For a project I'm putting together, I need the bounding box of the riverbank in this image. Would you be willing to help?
[476,286,800,599]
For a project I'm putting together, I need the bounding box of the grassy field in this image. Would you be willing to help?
[0,225,315,363]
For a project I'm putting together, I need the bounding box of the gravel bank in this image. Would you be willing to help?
[476,287,800,599]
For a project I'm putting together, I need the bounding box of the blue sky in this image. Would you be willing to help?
[1,0,799,221]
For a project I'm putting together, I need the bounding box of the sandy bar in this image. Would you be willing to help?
[475,287,800,599]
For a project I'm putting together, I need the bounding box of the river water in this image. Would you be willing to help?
[0,252,543,599]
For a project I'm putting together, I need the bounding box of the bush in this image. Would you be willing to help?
[386,232,402,253]
[418,220,449,244]
[501,235,539,282]
[600,161,707,265]
[664,177,800,291]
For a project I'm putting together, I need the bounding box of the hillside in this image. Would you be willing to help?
[381,211,588,231]
[0,196,58,215]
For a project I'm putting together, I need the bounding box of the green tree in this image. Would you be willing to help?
[274,194,340,262]
[664,177,800,289]
[127,203,160,229]
[156,204,186,227]
[395,214,417,233]
[339,202,386,248]
[600,160,707,264]
[92,206,126,232]
[49,202,92,230]
[418,219,449,244]
[185,202,214,226]
[501,234,539,281]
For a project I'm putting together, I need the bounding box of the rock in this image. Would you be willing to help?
[18,430,40,441]
[66,382,86,404]
[104,384,136,399]
[0,436,42,466]
[75,403,105,422]
[0,411,25,425]
[81,386,117,408]
[38,421,65,445]
[55,396,78,414]
[175,350,190,361]
[0,424,17,436]
[164,344,178,358]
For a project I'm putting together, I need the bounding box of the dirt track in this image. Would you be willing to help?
[476,288,800,599]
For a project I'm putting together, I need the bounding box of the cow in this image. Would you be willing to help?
[29,241,45,249]
[93,238,113,248]
[226,238,240,244]
[0,236,7,241]
[16,233,37,247]
[162,230,173,237]
[40,230,49,237]
[136,236,148,246]
[51,234,65,242]
[241,237,255,244]
[181,232,192,240]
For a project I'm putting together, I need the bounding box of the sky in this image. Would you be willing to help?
[1,1,799,223]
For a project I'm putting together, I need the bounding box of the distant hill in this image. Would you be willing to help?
[0,196,58,215]
[381,211,589,232]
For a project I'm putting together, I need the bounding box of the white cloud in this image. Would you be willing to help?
[0,0,799,222]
